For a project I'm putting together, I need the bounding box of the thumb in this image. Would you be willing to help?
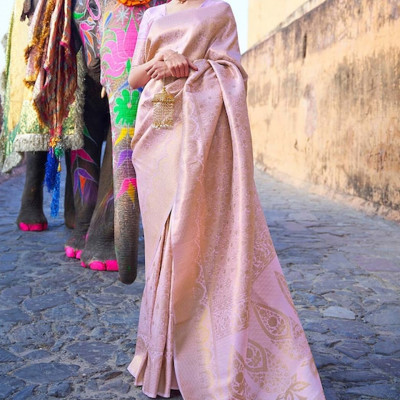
[189,61,199,71]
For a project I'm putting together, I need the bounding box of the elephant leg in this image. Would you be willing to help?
[80,129,117,271]
[98,0,157,283]
[113,138,140,283]
[64,149,75,229]
[108,86,140,284]
[64,74,108,259]
[17,151,48,231]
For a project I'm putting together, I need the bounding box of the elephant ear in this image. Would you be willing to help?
[72,0,102,75]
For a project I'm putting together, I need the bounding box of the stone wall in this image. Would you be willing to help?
[248,0,325,48]
[243,0,400,217]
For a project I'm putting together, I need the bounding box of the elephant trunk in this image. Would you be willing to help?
[115,199,140,284]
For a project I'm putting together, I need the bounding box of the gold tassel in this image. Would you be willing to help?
[152,86,175,129]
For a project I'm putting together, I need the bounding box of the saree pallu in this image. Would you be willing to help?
[128,1,326,399]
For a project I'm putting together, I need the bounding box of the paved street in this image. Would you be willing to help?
[0,167,399,400]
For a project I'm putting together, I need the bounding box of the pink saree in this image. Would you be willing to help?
[128,1,326,399]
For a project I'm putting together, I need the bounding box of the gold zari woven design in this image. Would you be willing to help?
[152,86,175,129]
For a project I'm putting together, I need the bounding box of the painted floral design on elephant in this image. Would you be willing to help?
[101,8,142,81]
[71,149,99,206]
[100,0,167,86]
[73,0,102,68]
[113,89,140,126]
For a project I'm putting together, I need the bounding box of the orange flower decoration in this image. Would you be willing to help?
[116,0,151,6]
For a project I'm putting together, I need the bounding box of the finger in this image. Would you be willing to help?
[174,66,181,78]
[162,67,170,79]
[189,61,198,71]
[175,65,181,77]
[179,64,185,78]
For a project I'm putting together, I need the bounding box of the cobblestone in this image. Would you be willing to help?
[0,168,399,399]
[48,381,72,398]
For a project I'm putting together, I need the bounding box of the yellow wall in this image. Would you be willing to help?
[248,0,325,47]
[6,0,30,132]
[243,0,400,218]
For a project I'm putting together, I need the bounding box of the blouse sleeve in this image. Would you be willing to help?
[131,9,152,67]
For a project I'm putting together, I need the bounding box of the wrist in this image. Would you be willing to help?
[161,50,176,61]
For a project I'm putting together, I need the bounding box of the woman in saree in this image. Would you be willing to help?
[127,0,326,399]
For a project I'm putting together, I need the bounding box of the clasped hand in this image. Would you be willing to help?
[146,51,198,80]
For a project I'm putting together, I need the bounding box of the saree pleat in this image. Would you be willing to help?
[128,216,178,398]
[128,2,326,399]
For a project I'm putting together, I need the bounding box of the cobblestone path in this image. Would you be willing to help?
[0,168,399,399]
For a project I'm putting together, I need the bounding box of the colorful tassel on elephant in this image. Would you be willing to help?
[44,140,64,217]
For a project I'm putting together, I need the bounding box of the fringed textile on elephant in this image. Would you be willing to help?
[25,0,77,138]
[24,0,54,87]
[0,0,85,175]
[128,2,326,399]
[23,0,83,215]
[14,50,86,154]
[16,0,86,154]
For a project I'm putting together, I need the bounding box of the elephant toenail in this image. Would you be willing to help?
[106,260,119,271]
[65,247,76,258]
[89,261,106,271]
[19,222,48,232]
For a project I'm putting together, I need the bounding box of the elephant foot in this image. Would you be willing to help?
[81,259,118,271]
[19,222,48,232]
[17,207,48,232]
[65,232,87,259]
[80,228,117,272]
[65,246,83,259]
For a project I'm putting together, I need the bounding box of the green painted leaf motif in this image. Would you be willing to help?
[113,89,140,126]
[83,125,90,138]
[73,11,85,20]
[125,58,132,74]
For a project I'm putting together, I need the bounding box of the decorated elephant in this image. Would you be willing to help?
[0,0,167,284]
